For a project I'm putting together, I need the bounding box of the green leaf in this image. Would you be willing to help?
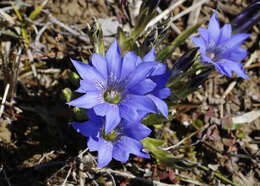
[142,113,168,126]
[157,23,202,61]
[10,1,22,21]
[142,137,182,167]
[131,8,156,40]
[236,131,245,139]
[29,0,48,20]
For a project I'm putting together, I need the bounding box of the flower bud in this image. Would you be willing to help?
[231,0,260,33]
[170,48,197,81]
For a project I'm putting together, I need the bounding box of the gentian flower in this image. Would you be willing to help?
[191,13,250,79]
[68,41,166,133]
[72,110,151,168]
[143,48,171,118]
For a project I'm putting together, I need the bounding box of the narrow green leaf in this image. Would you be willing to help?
[29,0,48,20]
[10,1,22,21]
[142,113,168,126]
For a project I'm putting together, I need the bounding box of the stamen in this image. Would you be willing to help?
[102,129,118,141]
[104,89,121,104]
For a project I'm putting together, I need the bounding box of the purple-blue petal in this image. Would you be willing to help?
[126,62,158,89]
[91,53,108,80]
[191,37,207,51]
[106,40,122,79]
[199,28,209,45]
[208,13,220,45]
[151,63,166,76]
[143,48,156,62]
[119,103,139,121]
[125,94,157,113]
[153,87,171,99]
[94,102,110,116]
[120,51,139,80]
[87,109,103,123]
[105,104,121,133]
[218,24,232,44]
[70,59,105,84]
[76,79,102,93]
[115,136,150,159]
[228,48,248,61]
[222,33,250,50]
[129,79,156,95]
[67,91,104,109]
[123,121,151,140]
[147,94,168,118]
[72,120,101,137]
[217,59,249,79]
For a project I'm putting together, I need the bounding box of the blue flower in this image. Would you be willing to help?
[72,110,151,168]
[143,48,171,118]
[68,41,169,133]
[191,13,250,79]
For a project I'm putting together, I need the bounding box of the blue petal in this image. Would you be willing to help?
[67,92,104,109]
[91,53,108,80]
[125,94,157,113]
[72,120,101,137]
[123,121,151,140]
[147,94,168,118]
[153,87,171,99]
[120,51,138,80]
[191,37,206,51]
[151,63,166,76]
[114,136,150,160]
[87,109,103,123]
[129,79,156,95]
[217,59,249,79]
[199,28,209,45]
[151,72,170,89]
[94,102,110,116]
[70,59,105,84]
[112,140,129,162]
[88,137,113,168]
[201,53,215,65]
[143,48,156,62]
[119,102,139,121]
[88,137,101,151]
[126,62,158,89]
[228,48,248,61]
[222,33,250,50]
[218,24,232,44]
[94,103,121,133]
[106,40,122,79]
[208,13,220,46]
[76,79,102,93]
[105,104,121,133]
[97,139,113,167]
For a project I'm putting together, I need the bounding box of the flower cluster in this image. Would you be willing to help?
[191,13,250,79]
[69,41,170,167]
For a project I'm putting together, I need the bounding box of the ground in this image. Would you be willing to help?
[0,0,259,185]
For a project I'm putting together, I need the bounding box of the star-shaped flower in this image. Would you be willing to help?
[68,41,170,133]
[191,13,250,79]
[72,110,151,168]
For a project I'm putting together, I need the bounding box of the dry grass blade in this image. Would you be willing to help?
[0,83,10,117]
